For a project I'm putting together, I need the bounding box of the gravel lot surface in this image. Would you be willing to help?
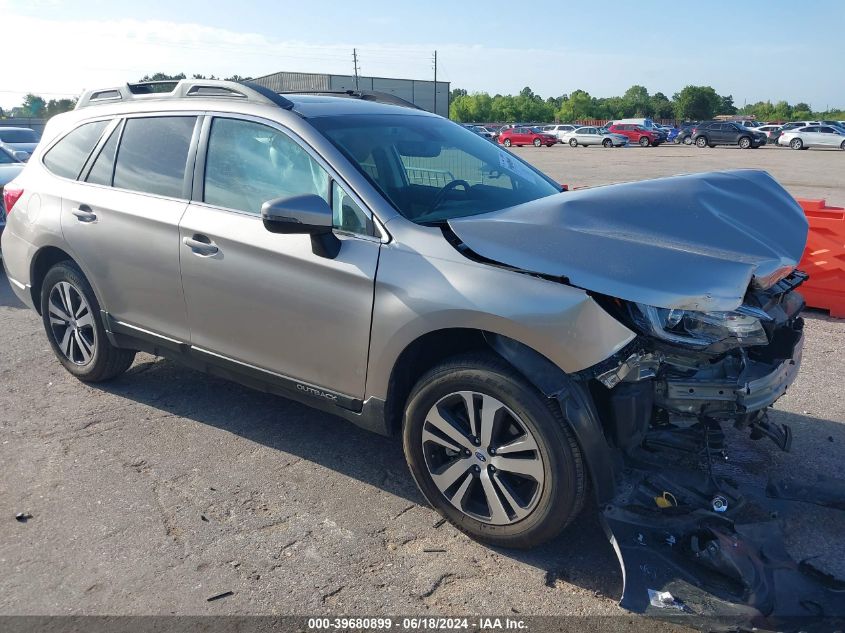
[1,144,843,628]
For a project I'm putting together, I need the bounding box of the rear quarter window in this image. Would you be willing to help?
[43,120,109,180]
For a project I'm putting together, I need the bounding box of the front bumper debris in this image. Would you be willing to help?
[603,464,845,632]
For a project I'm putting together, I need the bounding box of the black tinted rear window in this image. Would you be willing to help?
[113,117,196,198]
[43,120,109,179]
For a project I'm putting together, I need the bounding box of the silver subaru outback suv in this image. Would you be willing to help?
[2,81,813,613]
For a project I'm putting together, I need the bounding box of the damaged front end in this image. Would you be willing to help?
[585,272,845,631]
[446,170,843,629]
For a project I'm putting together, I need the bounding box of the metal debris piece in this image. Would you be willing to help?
[647,589,686,610]
[206,591,234,602]
[15,512,32,523]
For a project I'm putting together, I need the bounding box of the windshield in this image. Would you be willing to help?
[310,114,560,224]
[0,129,37,143]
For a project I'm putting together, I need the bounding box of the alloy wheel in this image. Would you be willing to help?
[48,281,96,365]
[421,391,544,526]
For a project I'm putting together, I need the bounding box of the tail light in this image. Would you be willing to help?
[3,184,24,216]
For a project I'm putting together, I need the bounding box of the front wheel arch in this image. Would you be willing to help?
[383,327,618,504]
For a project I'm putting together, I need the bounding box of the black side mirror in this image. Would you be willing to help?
[261,194,340,259]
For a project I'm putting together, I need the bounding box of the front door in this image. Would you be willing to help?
[178,116,380,400]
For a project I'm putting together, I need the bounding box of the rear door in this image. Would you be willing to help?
[177,115,380,400]
[817,126,840,147]
[57,114,199,341]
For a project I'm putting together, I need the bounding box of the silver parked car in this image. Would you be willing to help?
[561,126,629,147]
[778,124,845,150]
[2,79,821,622]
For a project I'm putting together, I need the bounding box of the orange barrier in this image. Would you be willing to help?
[796,199,845,318]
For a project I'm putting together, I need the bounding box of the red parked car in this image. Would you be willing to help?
[606,124,662,147]
[498,127,557,147]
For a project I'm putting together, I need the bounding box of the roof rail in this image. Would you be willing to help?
[277,90,423,111]
[75,79,295,110]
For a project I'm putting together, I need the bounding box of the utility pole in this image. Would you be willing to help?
[432,50,438,115]
[352,48,360,91]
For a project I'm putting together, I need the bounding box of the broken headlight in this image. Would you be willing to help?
[632,303,769,349]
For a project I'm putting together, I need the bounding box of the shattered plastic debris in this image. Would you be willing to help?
[15,512,33,523]
[206,591,234,602]
[647,589,686,611]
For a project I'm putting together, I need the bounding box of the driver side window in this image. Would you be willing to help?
[204,117,329,215]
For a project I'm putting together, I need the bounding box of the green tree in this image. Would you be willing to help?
[718,94,737,115]
[22,93,46,118]
[623,85,652,117]
[557,89,595,121]
[673,85,721,120]
[45,98,77,118]
[650,92,674,119]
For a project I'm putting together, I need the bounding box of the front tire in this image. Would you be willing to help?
[639,136,650,147]
[533,138,542,147]
[503,139,512,147]
[402,353,586,549]
[40,261,135,382]
[569,138,577,147]
[602,138,612,148]
[738,136,751,149]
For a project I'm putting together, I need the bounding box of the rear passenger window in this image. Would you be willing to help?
[43,120,109,180]
[113,117,196,198]
[86,123,121,186]
[203,117,329,215]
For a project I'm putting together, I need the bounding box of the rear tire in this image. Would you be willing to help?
[695,136,708,148]
[402,353,586,549]
[639,136,650,147]
[533,138,542,147]
[40,261,135,382]
[569,138,577,147]
[840,140,845,150]
[790,138,803,150]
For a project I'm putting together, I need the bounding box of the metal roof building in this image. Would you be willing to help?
[251,71,450,117]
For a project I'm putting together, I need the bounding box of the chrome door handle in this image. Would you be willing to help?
[72,207,97,223]
[183,236,219,255]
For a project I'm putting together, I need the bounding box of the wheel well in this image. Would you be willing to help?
[30,246,74,314]
[384,328,489,435]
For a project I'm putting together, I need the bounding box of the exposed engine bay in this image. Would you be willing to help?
[583,273,845,631]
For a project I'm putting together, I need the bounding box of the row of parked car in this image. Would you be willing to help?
[466,117,845,151]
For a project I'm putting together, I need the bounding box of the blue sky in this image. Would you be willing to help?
[2,0,844,110]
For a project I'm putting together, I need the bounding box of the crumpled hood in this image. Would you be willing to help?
[448,170,808,312]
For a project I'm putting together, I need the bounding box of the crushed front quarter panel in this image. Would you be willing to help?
[448,170,808,312]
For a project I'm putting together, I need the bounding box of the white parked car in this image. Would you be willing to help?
[542,124,580,142]
[778,125,845,150]
[561,126,629,147]
[755,125,783,142]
